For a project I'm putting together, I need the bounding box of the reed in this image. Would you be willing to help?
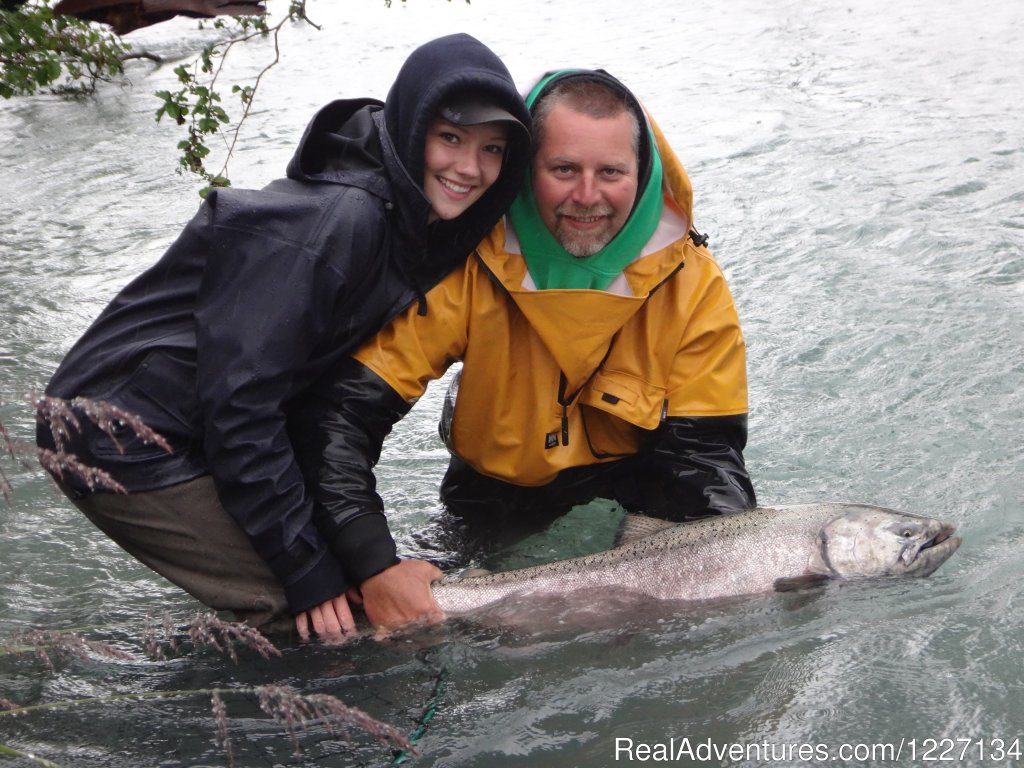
[0,399,415,765]
[0,613,415,767]
[2,394,169,499]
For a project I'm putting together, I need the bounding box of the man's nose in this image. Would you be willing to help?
[570,174,601,206]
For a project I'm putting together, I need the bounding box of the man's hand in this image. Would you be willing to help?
[295,593,356,644]
[359,558,445,634]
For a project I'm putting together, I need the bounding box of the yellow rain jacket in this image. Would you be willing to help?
[353,117,749,487]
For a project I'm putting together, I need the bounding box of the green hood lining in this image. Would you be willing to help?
[509,70,664,291]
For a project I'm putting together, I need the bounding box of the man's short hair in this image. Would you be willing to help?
[532,76,642,160]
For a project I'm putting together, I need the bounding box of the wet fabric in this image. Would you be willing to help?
[302,81,755,587]
[38,33,530,616]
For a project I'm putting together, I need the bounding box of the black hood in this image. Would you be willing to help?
[286,97,386,185]
[286,34,531,280]
[383,33,530,188]
[383,33,532,267]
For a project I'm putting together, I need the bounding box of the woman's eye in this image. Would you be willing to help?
[484,144,506,155]
[439,132,459,144]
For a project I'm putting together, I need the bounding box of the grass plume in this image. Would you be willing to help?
[1,615,413,766]
[0,628,134,671]
[255,685,414,759]
[188,612,281,663]
[2,394,174,502]
[2,400,413,765]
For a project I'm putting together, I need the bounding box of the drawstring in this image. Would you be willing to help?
[414,236,429,315]
[383,201,430,316]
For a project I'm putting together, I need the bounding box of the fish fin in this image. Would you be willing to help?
[614,514,678,547]
[460,568,493,579]
[773,574,831,592]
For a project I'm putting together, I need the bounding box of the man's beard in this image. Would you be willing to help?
[553,204,616,258]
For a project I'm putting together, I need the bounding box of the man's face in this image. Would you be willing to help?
[531,103,639,257]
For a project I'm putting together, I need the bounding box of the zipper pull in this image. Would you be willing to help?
[558,373,571,446]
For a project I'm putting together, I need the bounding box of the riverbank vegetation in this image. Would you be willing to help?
[1,0,314,193]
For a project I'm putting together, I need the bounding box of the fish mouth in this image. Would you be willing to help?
[908,523,961,576]
[928,524,959,548]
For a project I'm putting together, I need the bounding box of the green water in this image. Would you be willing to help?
[2,0,1023,765]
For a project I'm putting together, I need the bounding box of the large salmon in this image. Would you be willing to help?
[431,503,961,614]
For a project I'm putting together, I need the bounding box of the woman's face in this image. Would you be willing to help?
[423,117,509,222]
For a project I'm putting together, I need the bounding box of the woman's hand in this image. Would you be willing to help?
[295,592,357,643]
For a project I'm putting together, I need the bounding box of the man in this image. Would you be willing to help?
[296,69,756,632]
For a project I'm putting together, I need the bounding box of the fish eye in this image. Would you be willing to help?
[901,529,913,538]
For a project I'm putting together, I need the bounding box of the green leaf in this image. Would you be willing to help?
[41,59,62,85]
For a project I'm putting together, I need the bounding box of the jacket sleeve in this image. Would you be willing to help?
[192,191,355,614]
[643,247,757,518]
[636,414,757,519]
[292,359,413,586]
[295,268,471,585]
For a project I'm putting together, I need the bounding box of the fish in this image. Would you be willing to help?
[430,502,961,615]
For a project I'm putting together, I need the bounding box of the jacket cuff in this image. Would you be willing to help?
[331,512,400,586]
[281,546,350,615]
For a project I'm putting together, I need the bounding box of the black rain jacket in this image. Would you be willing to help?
[37,33,531,614]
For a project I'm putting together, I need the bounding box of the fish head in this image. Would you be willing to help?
[817,505,961,579]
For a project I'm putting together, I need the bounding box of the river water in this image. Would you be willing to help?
[2,0,1023,765]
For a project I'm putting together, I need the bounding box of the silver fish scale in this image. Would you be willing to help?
[432,505,835,614]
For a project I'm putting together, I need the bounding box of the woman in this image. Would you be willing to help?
[36,33,531,640]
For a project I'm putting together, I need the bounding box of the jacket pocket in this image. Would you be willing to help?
[582,370,666,431]
[89,350,199,459]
